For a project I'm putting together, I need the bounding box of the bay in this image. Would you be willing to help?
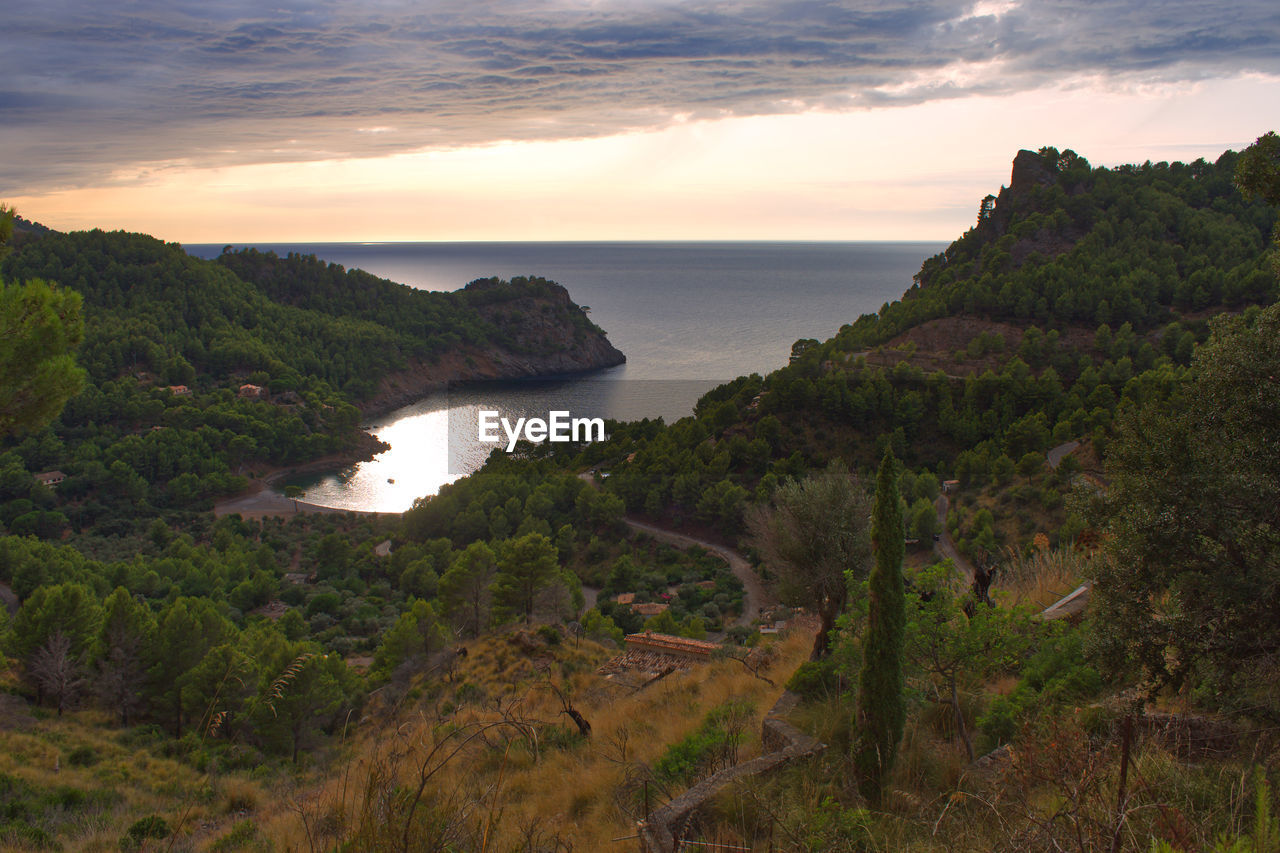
[186,241,944,511]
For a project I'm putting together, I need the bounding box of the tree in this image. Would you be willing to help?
[904,563,1039,761]
[1236,131,1280,204]
[94,587,155,726]
[1236,131,1280,276]
[491,532,564,624]
[0,276,87,438]
[254,650,353,764]
[9,582,102,705]
[148,598,229,736]
[29,631,86,716]
[439,541,497,638]
[1091,301,1280,705]
[181,643,258,738]
[854,452,907,805]
[747,461,872,658]
[374,599,448,677]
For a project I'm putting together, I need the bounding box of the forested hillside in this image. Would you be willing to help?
[2,137,1280,852]
[0,231,622,531]
[582,145,1278,560]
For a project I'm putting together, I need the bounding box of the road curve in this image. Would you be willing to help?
[933,493,977,581]
[622,517,770,628]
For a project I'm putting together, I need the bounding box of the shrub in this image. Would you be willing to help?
[654,699,755,785]
[66,746,99,768]
[786,657,842,702]
[120,815,170,851]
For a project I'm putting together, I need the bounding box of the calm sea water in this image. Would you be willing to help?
[186,241,943,511]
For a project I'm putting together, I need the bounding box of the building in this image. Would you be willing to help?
[238,384,264,399]
[168,385,192,396]
[623,632,718,661]
[35,471,66,487]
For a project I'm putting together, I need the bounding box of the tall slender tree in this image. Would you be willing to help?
[854,451,907,805]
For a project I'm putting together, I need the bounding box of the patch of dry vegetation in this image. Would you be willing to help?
[0,704,276,852]
[255,629,811,851]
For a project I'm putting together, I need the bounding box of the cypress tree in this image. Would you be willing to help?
[854,451,907,805]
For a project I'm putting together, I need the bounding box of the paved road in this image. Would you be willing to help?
[1047,440,1081,470]
[933,493,976,581]
[0,581,17,616]
[622,517,770,628]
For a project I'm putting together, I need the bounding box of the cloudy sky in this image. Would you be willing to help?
[3,0,1279,242]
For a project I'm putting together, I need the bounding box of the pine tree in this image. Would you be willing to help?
[854,451,907,805]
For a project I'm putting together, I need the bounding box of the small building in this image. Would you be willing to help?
[168,385,192,396]
[238,384,264,399]
[35,470,66,487]
[614,592,636,605]
[631,602,669,617]
[943,479,960,494]
[623,632,718,661]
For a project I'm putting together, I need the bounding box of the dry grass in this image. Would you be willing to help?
[0,700,280,852]
[996,544,1092,610]
[256,629,812,851]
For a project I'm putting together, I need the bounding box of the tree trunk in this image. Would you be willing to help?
[811,605,837,659]
[950,679,974,761]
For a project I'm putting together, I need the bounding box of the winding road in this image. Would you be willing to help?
[933,492,976,581]
[621,517,770,628]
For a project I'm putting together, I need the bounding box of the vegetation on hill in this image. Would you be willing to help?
[2,134,1280,851]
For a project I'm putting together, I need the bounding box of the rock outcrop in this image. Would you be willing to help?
[362,279,625,415]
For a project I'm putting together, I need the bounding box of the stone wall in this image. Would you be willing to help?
[637,691,825,853]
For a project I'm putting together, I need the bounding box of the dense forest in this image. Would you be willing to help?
[0,232,621,533]
[2,135,1279,851]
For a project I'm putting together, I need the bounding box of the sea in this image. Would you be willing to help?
[185,241,945,511]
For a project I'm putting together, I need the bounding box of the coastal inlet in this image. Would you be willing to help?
[280,377,725,513]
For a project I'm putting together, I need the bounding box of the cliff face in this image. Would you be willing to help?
[363,281,625,415]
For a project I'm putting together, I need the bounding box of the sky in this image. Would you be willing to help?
[3,0,1279,243]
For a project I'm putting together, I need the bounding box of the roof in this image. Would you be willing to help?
[631,602,669,616]
[614,592,636,605]
[624,632,718,657]
[35,471,67,484]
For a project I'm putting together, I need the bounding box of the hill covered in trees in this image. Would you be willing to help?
[582,144,1277,556]
[2,136,1280,852]
[0,231,623,531]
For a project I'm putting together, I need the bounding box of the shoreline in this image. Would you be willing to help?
[215,360,626,519]
[355,353,627,420]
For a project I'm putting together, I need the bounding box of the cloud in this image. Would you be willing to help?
[2,0,1277,194]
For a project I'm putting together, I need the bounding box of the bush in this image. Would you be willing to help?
[120,815,170,851]
[66,746,98,768]
[654,699,755,785]
[209,819,260,852]
[785,657,842,701]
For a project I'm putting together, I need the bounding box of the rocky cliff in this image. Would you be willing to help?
[362,278,626,415]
